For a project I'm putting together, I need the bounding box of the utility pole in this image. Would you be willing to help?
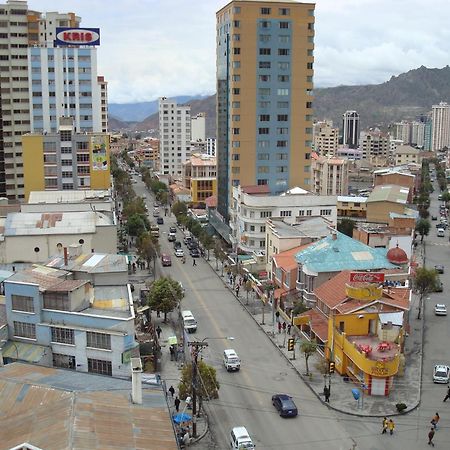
[188,341,208,437]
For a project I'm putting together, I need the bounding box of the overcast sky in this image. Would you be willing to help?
[34,0,450,104]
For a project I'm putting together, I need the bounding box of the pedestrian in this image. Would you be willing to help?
[169,345,175,361]
[287,324,292,335]
[381,417,388,434]
[282,322,287,333]
[431,412,440,430]
[235,285,240,297]
[193,258,197,267]
[324,386,330,403]
[157,310,161,318]
[168,385,175,398]
[277,321,282,333]
[156,325,162,339]
[174,396,181,412]
[388,419,395,435]
[443,386,450,402]
[428,427,435,446]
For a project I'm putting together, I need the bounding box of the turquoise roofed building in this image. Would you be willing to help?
[295,231,399,305]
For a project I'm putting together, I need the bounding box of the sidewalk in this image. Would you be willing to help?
[203,252,423,418]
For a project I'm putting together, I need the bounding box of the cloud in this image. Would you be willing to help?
[32,0,450,103]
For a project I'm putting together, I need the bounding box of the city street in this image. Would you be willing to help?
[131,173,450,449]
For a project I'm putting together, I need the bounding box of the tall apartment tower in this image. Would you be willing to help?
[431,102,450,152]
[216,0,315,220]
[342,110,359,149]
[0,1,105,200]
[313,120,338,156]
[191,113,206,142]
[158,97,191,178]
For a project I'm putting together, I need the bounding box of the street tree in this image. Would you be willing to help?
[136,232,160,278]
[418,207,430,219]
[147,277,184,322]
[126,213,148,237]
[415,218,430,242]
[178,360,219,402]
[441,191,450,205]
[213,238,223,271]
[172,201,188,218]
[300,341,318,376]
[244,280,253,305]
[156,190,169,206]
[337,219,355,237]
[414,267,437,319]
[200,232,214,261]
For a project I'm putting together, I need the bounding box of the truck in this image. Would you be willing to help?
[150,225,160,238]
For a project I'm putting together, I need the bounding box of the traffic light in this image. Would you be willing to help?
[328,361,335,374]
[287,338,295,351]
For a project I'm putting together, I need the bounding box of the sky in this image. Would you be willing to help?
[34,0,450,104]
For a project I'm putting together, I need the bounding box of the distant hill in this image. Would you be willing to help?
[109,116,132,131]
[109,95,208,122]
[119,66,450,135]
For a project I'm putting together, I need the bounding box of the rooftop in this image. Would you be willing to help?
[46,253,128,274]
[366,185,409,204]
[0,363,177,450]
[337,196,367,203]
[188,153,216,166]
[269,217,332,239]
[273,243,312,272]
[295,232,398,274]
[28,190,112,204]
[395,145,421,155]
[241,185,271,195]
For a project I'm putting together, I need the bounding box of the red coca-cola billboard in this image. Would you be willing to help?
[349,272,385,283]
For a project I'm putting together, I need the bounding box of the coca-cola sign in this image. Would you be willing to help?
[349,272,385,283]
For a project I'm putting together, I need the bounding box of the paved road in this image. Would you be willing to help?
[131,172,450,449]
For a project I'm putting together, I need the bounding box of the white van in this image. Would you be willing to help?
[437,228,445,237]
[223,349,241,372]
[230,427,255,449]
[181,310,197,333]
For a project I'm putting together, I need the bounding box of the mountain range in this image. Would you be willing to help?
[108,66,450,134]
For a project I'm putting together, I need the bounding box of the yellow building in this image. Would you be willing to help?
[23,117,111,200]
[183,153,217,203]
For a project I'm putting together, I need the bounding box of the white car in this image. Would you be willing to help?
[435,304,447,316]
[175,248,184,258]
[433,364,450,383]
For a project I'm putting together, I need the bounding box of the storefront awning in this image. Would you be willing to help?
[1,341,48,363]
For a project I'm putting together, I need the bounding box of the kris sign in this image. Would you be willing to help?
[55,27,100,46]
[349,272,385,283]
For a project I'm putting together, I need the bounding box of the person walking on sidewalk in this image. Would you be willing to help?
[381,417,388,434]
[428,427,435,446]
[444,386,450,402]
[388,419,395,435]
[156,325,162,339]
[323,386,330,403]
[193,258,197,267]
[235,285,240,297]
[168,385,175,398]
[431,412,440,430]
[174,396,181,412]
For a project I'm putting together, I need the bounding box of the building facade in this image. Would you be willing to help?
[360,129,390,161]
[158,97,191,177]
[191,113,206,142]
[216,0,315,220]
[311,153,348,196]
[22,117,110,199]
[431,102,450,152]
[183,153,217,203]
[342,110,359,148]
[313,120,339,156]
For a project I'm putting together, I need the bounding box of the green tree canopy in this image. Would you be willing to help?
[147,277,184,322]
[300,341,318,376]
[126,213,148,237]
[200,232,215,260]
[178,360,219,401]
[136,232,160,272]
[414,267,437,319]
[415,218,430,242]
[337,219,355,237]
[172,201,188,218]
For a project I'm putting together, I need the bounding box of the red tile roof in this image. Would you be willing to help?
[273,243,312,272]
[241,185,270,195]
[205,195,217,208]
[297,309,329,342]
[314,270,351,309]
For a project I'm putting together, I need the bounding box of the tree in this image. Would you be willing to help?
[136,232,160,279]
[147,277,184,322]
[178,360,219,401]
[200,233,214,261]
[414,267,437,319]
[156,190,169,206]
[126,213,148,237]
[441,191,450,204]
[300,341,317,376]
[172,201,188,218]
[244,280,253,305]
[415,219,430,242]
[337,219,355,237]
[418,207,430,219]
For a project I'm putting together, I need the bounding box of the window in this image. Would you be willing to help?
[279,21,289,29]
[232,114,240,121]
[279,35,290,43]
[232,101,240,108]
[51,327,74,345]
[88,358,112,376]
[276,152,288,159]
[259,88,271,96]
[86,331,111,350]
[13,321,36,339]
[277,101,289,108]
[232,128,240,135]
[299,210,305,216]
[308,23,314,31]
[277,127,288,135]
[233,34,240,41]
[280,210,292,217]
[306,102,312,109]
[232,153,240,160]
[260,20,271,28]
[260,7,271,14]
[259,48,271,55]
[320,209,332,216]
[11,294,34,312]
[259,114,270,121]
[232,141,240,148]
[279,8,290,15]
[232,74,240,81]
[278,62,289,70]
[258,140,269,148]
[232,61,241,69]
[261,211,272,218]
[258,153,270,160]
[234,6,241,13]
[276,166,288,173]
[233,47,241,55]
[43,292,69,310]
[304,165,310,172]
[277,88,289,96]
[258,128,269,135]
[306,209,312,216]
[259,61,271,69]
[53,353,75,369]
[259,101,271,108]
[232,88,240,95]
[257,179,268,185]
[305,152,311,159]
[278,48,290,56]
[259,34,271,42]
[259,75,271,82]
[260,225,266,233]
[278,75,289,82]
[233,20,240,28]
[278,114,288,121]
[307,62,313,70]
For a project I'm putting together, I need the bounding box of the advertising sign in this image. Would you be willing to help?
[349,272,385,283]
[345,284,383,302]
[91,136,108,171]
[55,27,100,46]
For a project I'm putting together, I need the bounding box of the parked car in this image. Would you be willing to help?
[434,280,444,292]
[168,232,176,242]
[169,226,177,234]
[272,394,298,417]
[156,217,164,225]
[437,228,445,238]
[435,265,445,274]
[190,248,200,258]
[434,304,447,315]
[175,248,184,258]
[161,254,172,267]
[174,241,182,250]
[153,209,159,217]
[433,364,450,383]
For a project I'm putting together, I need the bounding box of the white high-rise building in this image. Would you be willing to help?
[191,113,206,142]
[393,121,411,144]
[313,120,339,156]
[342,111,359,148]
[411,121,425,148]
[431,102,450,152]
[158,97,191,177]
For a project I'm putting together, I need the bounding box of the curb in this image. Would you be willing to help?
[190,412,209,444]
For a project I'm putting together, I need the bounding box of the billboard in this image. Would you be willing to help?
[349,272,385,283]
[91,135,108,171]
[55,27,100,46]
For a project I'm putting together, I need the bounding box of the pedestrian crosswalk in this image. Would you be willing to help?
[429,242,450,246]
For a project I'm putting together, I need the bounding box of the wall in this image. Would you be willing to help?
[366,201,405,224]
[22,135,45,201]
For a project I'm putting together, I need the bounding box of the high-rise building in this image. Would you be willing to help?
[313,120,339,156]
[216,0,315,221]
[360,129,390,161]
[158,97,191,178]
[191,113,206,142]
[431,102,450,151]
[392,120,411,144]
[311,153,348,196]
[410,120,425,147]
[342,110,359,148]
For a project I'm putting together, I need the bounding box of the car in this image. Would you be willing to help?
[433,364,450,383]
[435,265,445,274]
[438,194,443,201]
[168,232,176,242]
[156,217,164,225]
[435,304,447,315]
[187,240,198,250]
[169,226,177,234]
[153,209,159,217]
[432,215,438,221]
[437,228,445,237]
[175,248,184,258]
[271,394,298,417]
[154,201,161,207]
[161,254,172,267]
[190,248,200,258]
[434,280,444,292]
[174,241,182,250]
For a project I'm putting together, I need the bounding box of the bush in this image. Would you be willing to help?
[396,403,407,413]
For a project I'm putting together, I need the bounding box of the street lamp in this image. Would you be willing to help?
[189,336,235,437]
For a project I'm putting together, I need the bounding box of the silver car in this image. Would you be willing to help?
[433,365,450,383]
